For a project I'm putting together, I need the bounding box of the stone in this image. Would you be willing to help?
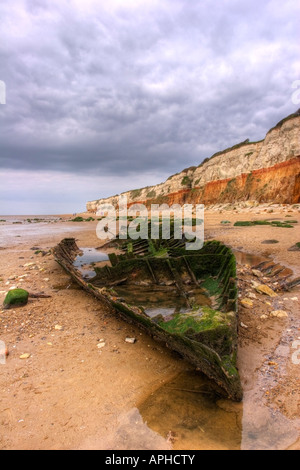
[248,292,257,299]
[270,310,288,318]
[255,285,278,297]
[20,353,31,360]
[251,280,260,288]
[125,337,136,344]
[241,298,254,309]
[3,289,29,309]
[97,342,106,349]
[252,269,262,277]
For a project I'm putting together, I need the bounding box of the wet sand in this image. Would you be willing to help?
[0,206,299,450]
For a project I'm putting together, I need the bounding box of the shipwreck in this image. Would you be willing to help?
[53,230,243,401]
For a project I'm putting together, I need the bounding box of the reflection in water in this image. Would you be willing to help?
[138,369,299,450]
[114,285,211,317]
[74,248,109,279]
[78,407,171,450]
[138,370,243,450]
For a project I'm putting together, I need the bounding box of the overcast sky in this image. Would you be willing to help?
[0,0,299,214]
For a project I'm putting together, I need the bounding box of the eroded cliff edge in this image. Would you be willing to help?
[87,111,300,212]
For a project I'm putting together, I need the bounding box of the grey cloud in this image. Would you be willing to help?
[0,0,299,182]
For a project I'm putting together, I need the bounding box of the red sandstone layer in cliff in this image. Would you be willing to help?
[129,156,300,208]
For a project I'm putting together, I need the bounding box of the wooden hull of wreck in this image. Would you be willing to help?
[53,238,243,402]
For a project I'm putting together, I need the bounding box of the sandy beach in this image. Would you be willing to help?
[0,205,299,450]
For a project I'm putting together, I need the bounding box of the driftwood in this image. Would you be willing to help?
[28,292,52,299]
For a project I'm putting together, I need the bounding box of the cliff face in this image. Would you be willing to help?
[87,112,300,212]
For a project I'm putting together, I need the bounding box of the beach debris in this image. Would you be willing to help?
[125,337,137,344]
[283,277,300,290]
[3,289,29,310]
[54,324,63,331]
[28,292,52,299]
[97,341,106,349]
[255,285,278,297]
[240,322,249,329]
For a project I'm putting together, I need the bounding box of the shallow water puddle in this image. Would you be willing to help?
[137,369,299,450]
[114,285,211,318]
[138,370,243,450]
[74,248,109,279]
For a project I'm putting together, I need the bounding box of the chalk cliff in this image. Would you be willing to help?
[87,111,300,212]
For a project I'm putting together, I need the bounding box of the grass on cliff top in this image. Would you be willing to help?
[267,108,300,134]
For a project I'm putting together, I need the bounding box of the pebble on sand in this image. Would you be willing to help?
[255,285,278,297]
[270,310,288,318]
[20,353,31,360]
[241,298,254,309]
[125,337,137,344]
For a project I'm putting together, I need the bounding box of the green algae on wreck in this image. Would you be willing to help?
[3,288,29,309]
[53,237,243,401]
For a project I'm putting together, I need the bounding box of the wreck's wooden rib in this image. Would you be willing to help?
[53,237,243,402]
